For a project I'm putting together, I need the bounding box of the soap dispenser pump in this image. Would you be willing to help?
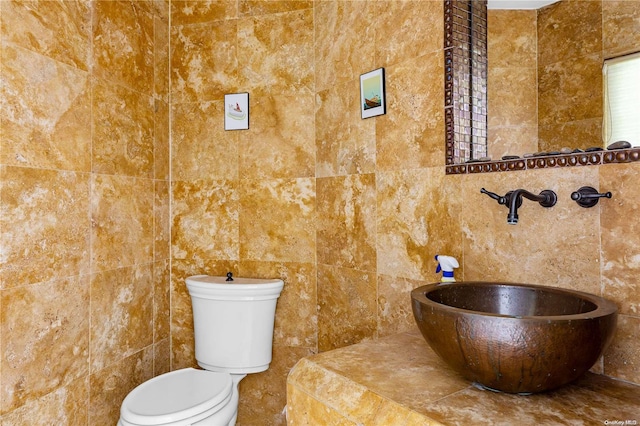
[435,255,459,283]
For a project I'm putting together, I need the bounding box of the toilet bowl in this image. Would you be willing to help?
[118,275,284,426]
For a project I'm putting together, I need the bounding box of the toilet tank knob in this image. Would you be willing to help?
[226,272,234,281]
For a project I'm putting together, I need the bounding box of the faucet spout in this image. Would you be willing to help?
[507,189,557,225]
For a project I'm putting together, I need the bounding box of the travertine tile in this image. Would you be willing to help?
[1,276,90,413]
[600,162,640,316]
[170,0,237,25]
[239,0,312,17]
[93,0,155,95]
[238,261,317,350]
[0,44,91,172]
[88,347,153,426]
[154,180,171,261]
[239,178,315,263]
[603,0,640,58]
[488,10,537,69]
[0,0,91,71]
[316,174,376,271]
[377,274,425,338]
[153,260,170,343]
[237,9,314,97]
[171,100,238,181]
[89,264,154,371]
[92,78,155,178]
[171,179,239,262]
[603,314,640,385]
[376,52,444,170]
[460,167,602,295]
[91,174,154,273]
[239,94,315,180]
[315,80,376,178]
[170,19,238,102]
[314,0,375,92]
[154,99,170,180]
[317,264,377,352]
[0,376,89,425]
[0,166,90,288]
[377,168,462,281]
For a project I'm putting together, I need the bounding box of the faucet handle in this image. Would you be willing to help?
[480,188,507,205]
[571,186,612,208]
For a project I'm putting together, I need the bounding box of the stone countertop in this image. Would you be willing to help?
[287,332,640,425]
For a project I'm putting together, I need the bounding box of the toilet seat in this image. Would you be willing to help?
[120,368,233,425]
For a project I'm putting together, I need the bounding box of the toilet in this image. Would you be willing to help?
[118,274,284,426]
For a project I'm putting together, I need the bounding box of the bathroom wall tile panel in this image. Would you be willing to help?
[169,259,238,371]
[603,314,640,385]
[0,44,91,172]
[153,338,171,377]
[377,168,462,282]
[377,274,427,338]
[239,1,312,17]
[90,174,154,273]
[89,264,154,371]
[317,264,377,352]
[237,345,313,426]
[239,94,315,180]
[315,80,376,178]
[238,260,318,349]
[153,259,170,343]
[538,53,603,127]
[170,0,238,26]
[154,180,170,261]
[603,1,640,58]
[487,67,537,129]
[93,0,154,96]
[239,178,315,263]
[237,9,314,97]
[314,1,375,92]
[171,101,238,181]
[154,14,170,102]
[0,0,91,71]
[91,78,155,178]
[170,20,238,103]
[0,376,89,425]
[376,53,444,170]
[171,179,239,262]
[600,162,640,316]
[488,125,538,162]
[154,100,170,181]
[538,117,603,153]
[316,174,376,271]
[537,0,602,66]
[0,166,90,288]
[374,0,442,67]
[88,347,154,426]
[488,10,537,70]
[460,166,602,295]
[0,276,90,413]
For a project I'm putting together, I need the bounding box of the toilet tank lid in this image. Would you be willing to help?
[186,275,284,300]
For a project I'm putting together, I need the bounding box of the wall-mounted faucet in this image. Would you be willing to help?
[481,188,557,225]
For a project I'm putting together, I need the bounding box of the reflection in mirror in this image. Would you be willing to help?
[447,0,640,171]
[444,0,487,165]
[602,53,640,147]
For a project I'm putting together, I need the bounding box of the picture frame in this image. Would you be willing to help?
[360,68,386,119]
[224,93,249,130]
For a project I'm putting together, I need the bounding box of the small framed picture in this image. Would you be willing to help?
[360,68,386,119]
[224,93,249,130]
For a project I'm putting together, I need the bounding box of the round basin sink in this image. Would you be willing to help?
[411,282,617,394]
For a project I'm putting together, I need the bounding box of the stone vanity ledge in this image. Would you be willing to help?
[286,331,640,425]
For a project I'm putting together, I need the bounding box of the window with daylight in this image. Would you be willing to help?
[602,52,640,147]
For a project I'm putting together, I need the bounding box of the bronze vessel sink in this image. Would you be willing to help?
[411,282,618,394]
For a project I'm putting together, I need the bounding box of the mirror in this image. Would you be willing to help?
[447,0,640,169]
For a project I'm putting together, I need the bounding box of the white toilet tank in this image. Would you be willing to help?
[185,275,284,374]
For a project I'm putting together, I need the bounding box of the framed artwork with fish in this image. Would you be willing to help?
[360,68,386,119]
[225,93,249,130]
